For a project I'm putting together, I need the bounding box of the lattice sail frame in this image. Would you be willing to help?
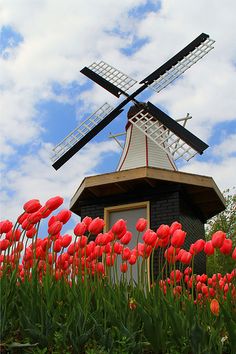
[51,103,113,163]
[88,61,137,93]
[149,38,215,94]
[129,109,198,162]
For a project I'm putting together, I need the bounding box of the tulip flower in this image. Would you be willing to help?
[171,229,186,248]
[190,239,205,255]
[169,221,182,235]
[204,241,215,256]
[232,247,236,260]
[112,219,127,237]
[120,262,128,273]
[114,241,123,254]
[45,196,63,211]
[48,221,63,236]
[120,231,132,245]
[82,216,92,227]
[61,234,72,248]
[122,247,131,261]
[23,199,42,213]
[88,217,105,235]
[0,239,10,251]
[136,218,147,232]
[53,239,62,253]
[220,238,232,255]
[26,227,37,239]
[129,253,137,265]
[142,229,157,246]
[77,235,88,248]
[211,231,226,248]
[156,224,170,239]
[6,229,21,242]
[0,220,13,234]
[56,209,72,224]
[74,222,87,236]
[170,270,182,283]
[210,298,220,316]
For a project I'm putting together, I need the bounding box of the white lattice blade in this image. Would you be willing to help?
[149,38,215,94]
[51,103,114,163]
[88,61,137,92]
[129,109,198,162]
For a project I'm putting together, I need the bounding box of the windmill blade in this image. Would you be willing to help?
[81,61,137,97]
[51,103,123,170]
[128,102,208,162]
[140,33,215,94]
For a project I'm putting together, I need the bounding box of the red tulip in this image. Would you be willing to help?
[232,247,236,260]
[27,211,42,224]
[0,220,13,234]
[21,219,34,231]
[48,221,63,235]
[120,231,132,245]
[88,217,105,235]
[77,235,88,248]
[53,239,62,253]
[211,231,226,248]
[204,241,215,256]
[156,224,170,239]
[6,229,21,242]
[143,229,157,246]
[61,234,72,248]
[136,218,147,232]
[220,238,232,255]
[67,242,78,255]
[106,254,116,266]
[120,262,128,273]
[82,216,92,227]
[190,239,205,255]
[26,227,37,238]
[0,239,10,251]
[96,262,105,274]
[17,213,29,225]
[56,209,72,224]
[210,299,219,316]
[39,206,52,218]
[157,235,170,248]
[164,246,178,264]
[23,199,42,213]
[74,222,87,236]
[122,247,131,261]
[169,221,182,235]
[112,219,127,237]
[114,241,123,254]
[171,229,186,248]
[129,253,137,265]
[170,269,182,283]
[179,250,192,265]
[45,196,63,211]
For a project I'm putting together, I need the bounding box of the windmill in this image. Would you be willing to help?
[52,33,225,278]
[51,33,214,171]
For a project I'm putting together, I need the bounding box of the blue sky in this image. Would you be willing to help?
[0,0,236,222]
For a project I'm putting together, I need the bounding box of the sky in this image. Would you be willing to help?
[0,0,236,223]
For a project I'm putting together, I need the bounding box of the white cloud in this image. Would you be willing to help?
[0,139,120,221]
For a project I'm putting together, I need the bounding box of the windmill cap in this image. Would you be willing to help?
[126,103,147,130]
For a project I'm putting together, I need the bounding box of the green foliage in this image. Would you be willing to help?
[1,270,235,354]
[205,188,236,275]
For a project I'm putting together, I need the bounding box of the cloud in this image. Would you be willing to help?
[0,139,120,221]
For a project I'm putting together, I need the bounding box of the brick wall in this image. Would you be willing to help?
[77,185,206,278]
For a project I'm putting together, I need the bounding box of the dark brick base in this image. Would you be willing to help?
[77,184,206,279]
